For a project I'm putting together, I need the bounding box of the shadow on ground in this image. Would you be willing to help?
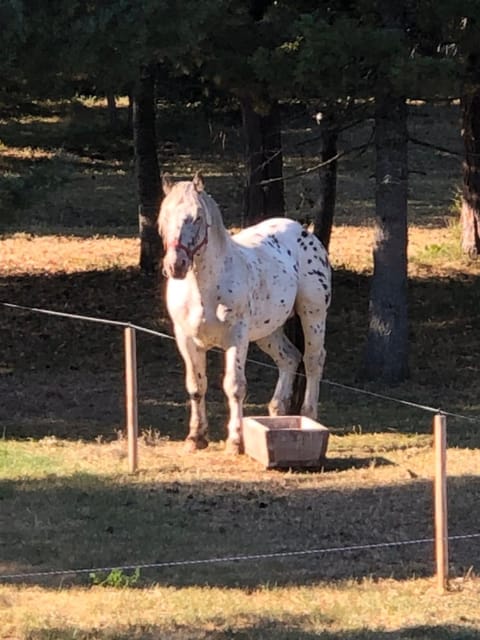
[1,266,480,447]
[24,623,480,640]
[1,473,478,589]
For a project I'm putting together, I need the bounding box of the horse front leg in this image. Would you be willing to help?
[223,330,249,455]
[174,328,209,452]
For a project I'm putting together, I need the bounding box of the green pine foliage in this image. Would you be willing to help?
[3,1,478,108]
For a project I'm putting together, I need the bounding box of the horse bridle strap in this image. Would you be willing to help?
[168,224,209,260]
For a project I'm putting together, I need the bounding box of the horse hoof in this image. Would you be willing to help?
[225,439,243,455]
[184,436,209,453]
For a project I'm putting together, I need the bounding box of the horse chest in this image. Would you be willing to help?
[166,281,232,347]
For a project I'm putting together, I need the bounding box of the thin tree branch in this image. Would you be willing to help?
[259,141,372,186]
[408,135,461,157]
[292,117,371,150]
[252,147,283,176]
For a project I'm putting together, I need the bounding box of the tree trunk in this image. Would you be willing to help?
[262,101,285,217]
[312,116,338,251]
[133,64,162,275]
[106,91,119,131]
[241,97,265,225]
[361,92,409,383]
[461,88,480,257]
[127,90,134,131]
[240,98,284,225]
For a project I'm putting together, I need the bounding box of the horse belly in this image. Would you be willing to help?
[247,276,297,342]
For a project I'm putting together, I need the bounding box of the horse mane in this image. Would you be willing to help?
[159,178,229,249]
[200,190,225,226]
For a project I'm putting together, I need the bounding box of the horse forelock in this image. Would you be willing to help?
[160,181,221,242]
[159,182,196,241]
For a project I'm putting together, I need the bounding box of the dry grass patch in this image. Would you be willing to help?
[0,145,58,160]
[1,219,475,279]
[329,221,480,278]
[1,577,480,639]
[0,234,138,276]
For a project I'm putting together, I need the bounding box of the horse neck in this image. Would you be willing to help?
[194,224,229,277]
[190,196,231,287]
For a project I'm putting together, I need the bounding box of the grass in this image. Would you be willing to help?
[0,440,65,477]
[2,433,480,638]
[0,97,480,639]
[1,434,480,637]
[3,580,480,639]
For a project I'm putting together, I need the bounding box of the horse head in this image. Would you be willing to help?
[159,172,211,279]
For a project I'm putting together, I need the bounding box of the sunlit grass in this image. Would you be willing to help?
[0,234,138,275]
[0,440,65,478]
[2,577,479,640]
[1,220,476,278]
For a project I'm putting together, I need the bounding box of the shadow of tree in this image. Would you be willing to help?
[2,265,480,447]
[0,98,133,158]
[1,473,478,589]
[322,456,394,472]
[24,622,480,640]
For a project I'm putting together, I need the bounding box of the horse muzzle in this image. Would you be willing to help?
[163,252,190,279]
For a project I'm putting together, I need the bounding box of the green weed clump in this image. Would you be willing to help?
[420,241,460,261]
[89,568,141,588]
[412,218,464,264]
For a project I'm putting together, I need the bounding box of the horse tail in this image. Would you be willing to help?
[284,312,306,414]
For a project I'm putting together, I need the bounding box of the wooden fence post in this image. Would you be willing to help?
[434,412,448,593]
[124,326,138,473]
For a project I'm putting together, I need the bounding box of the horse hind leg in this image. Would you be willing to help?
[256,327,302,416]
[295,303,327,419]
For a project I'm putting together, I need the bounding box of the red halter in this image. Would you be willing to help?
[167,224,209,260]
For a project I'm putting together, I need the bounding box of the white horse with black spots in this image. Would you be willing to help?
[160,172,331,454]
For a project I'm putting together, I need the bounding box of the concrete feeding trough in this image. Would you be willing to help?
[242,416,330,469]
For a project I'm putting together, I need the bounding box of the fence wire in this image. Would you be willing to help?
[1,532,479,582]
[2,301,479,424]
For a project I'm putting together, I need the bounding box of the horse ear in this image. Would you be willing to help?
[193,171,205,192]
[162,173,174,196]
